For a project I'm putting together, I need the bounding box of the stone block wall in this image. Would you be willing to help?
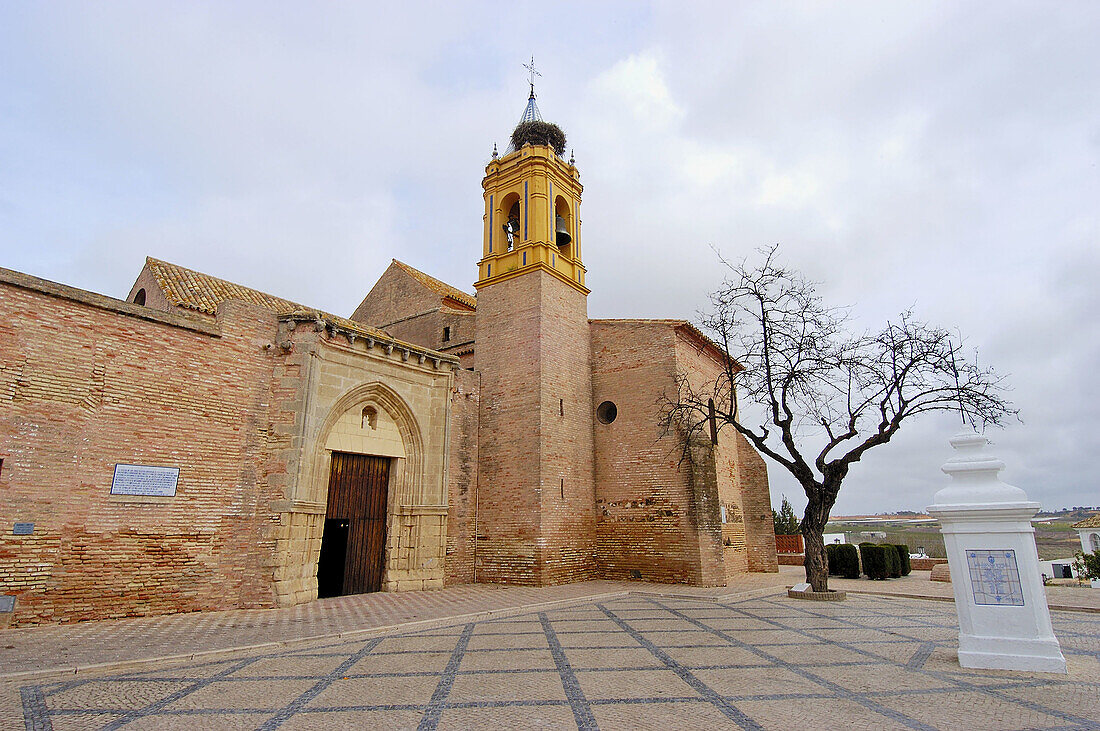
[0,269,283,626]
[267,321,455,604]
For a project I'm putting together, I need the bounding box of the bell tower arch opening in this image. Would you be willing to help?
[498,193,521,252]
[555,195,573,259]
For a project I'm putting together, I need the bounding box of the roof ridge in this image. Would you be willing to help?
[590,318,688,323]
[390,260,476,309]
[146,258,302,315]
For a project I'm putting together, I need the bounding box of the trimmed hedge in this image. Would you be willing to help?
[882,544,902,578]
[893,544,912,576]
[826,543,860,579]
[826,544,840,575]
[860,543,889,580]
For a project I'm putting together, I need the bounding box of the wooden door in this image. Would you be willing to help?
[325,452,390,594]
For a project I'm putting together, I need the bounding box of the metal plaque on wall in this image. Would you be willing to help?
[110,464,180,497]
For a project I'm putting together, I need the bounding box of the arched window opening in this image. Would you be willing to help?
[555,196,573,258]
[1091,532,1100,552]
[361,405,378,430]
[498,193,521,252]
[133,288,146,306]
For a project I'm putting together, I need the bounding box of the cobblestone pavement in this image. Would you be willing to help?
[4,592,1097,731]
[0,575,793,678]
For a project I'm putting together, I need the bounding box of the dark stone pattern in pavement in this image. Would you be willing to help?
[17,594,1100,730]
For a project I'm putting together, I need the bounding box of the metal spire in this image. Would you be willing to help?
[519,56,543,123]
[523,56,541,97]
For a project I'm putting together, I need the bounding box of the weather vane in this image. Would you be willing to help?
[523,56,541,97]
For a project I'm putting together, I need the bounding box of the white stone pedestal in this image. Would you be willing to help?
[927,431,1066,674]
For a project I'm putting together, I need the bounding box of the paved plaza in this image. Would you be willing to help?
[4,589,1098,730]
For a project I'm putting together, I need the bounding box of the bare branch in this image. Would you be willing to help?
[661,244,1018,591]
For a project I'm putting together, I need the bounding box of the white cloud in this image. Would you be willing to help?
[2,1,1098,515]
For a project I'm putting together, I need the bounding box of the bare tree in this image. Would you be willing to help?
[662,245,1016,592]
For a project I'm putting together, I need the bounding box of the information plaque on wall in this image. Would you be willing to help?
[110,464,180,497]
[967,549,1025,606]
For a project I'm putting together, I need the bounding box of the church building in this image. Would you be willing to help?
[0,90,776,627]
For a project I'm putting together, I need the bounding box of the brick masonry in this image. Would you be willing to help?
[472,269,597,585]
[444,369,479,585]
[589,321,778,586]
[0,267,457,626]
[350,262,475,361]
[590,321,706,584]
[0,270,283,626]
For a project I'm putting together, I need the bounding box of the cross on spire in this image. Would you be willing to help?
[523,56,541,98]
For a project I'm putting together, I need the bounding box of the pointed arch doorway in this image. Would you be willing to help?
[317,452,391,598]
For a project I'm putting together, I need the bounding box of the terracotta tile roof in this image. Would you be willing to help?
[144,257,390,340]
[1072,514,1100,529]
[391,259,477,310]
[147,257,300,315]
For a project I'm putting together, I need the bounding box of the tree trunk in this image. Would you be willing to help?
[801,493,831,592]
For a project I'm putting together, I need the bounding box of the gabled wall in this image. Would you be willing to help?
[590,319,778,586]
[351,263,476,357]
[590,320,716,584]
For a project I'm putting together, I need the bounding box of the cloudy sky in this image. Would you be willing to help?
[2,2,1097,516]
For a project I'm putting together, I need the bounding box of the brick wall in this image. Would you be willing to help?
[590,321,708,584]
[350,263,440,327]
[473,270,596,584]
[0,269,283,625]
[673,334,735,586]
[673,329,777,574]
[775,534,804,554]
[588,320,778,585]
[349,263,476,357]
[733,429,778,572]
[445,368,479,585]
[364,307,475,360]
[535,273,597,585]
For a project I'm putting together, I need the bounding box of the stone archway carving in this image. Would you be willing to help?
[307,381,425,510]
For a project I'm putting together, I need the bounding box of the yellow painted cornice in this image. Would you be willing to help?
[474,260,590,296]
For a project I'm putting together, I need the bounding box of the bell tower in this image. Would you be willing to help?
[472,76,596,585]
[475,98,586,293]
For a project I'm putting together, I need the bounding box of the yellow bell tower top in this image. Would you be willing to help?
[475,86,587,295]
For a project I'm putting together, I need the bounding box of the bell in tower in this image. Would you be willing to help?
[476,62,585,293]
[555,215,571,247]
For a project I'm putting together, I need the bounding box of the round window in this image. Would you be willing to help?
[596,401,617,424]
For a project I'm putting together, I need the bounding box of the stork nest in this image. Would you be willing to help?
[510,121,567,156]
